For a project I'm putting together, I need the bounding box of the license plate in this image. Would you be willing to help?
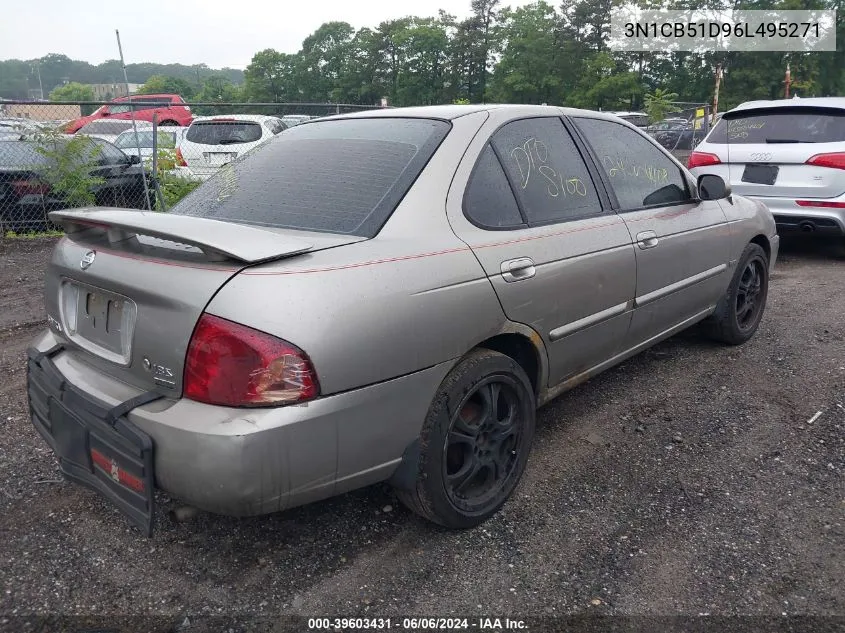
[742,164,779,185]
[203,152,237,166]
[62,281,136,363]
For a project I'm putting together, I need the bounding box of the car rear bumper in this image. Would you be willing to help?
[751,196,845,236]
[27,330,453,531]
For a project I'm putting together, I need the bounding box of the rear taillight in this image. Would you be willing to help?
[184,314,319,407]
[796,200,845,209]
[687,151,721,169]
[10,179,50,197]
[806,152,845,170]
[175,146,187,166]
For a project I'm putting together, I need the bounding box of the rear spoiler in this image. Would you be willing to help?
[49,208,313,264]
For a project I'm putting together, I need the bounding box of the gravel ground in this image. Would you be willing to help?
[0,236,843,633]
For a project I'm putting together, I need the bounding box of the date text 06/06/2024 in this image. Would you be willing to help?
[307,617,529,630]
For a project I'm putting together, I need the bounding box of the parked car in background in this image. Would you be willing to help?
[113,126,188,160]
[76,120,150,144]
[689,97,845,242]
[610,111,650,128]
[0,118,48,136]
[176,114,287,180]
[281,114,312,127]
[65,94,192,134]
[27,105,777,535]
[0,136,149,231]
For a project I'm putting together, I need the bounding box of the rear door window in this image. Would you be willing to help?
[707,108,845,144]
[490,117,603,225]
[574,117,692,210]
[186,121,263,145]
[464,145,525,229]
[172,117,450,237]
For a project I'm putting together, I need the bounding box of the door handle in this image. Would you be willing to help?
[636,230,659,249]
[501,257,536,282]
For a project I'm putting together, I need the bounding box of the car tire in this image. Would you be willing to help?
[395,349,535,529]
[159,120,178,127]
[707,242,769,345]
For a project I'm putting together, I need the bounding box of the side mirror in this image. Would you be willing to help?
[698,174,732,201]
[128,154,141,165]
[101,110,110,117]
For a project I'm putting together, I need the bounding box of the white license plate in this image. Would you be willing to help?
[203,152,237,166]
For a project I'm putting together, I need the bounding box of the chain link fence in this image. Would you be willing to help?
[644,103,718,165]
[0,100,384,236]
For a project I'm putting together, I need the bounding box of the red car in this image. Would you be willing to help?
[65,94,193,133]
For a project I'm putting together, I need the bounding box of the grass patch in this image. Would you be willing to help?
[4,230,64,239]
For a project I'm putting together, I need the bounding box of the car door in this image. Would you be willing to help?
[447,114,637,387]
[571,116,731,347]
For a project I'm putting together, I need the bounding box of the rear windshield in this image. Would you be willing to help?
[708,108,845,144]
[186,121,262,145]
[114,130,176,149]
[172,117,450,237]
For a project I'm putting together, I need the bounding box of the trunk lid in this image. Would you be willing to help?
[703,106,845,199]
[45,208,364,394]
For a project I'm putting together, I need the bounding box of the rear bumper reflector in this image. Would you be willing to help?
[796,200,845,209]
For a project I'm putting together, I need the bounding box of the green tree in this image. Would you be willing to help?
[137,75,196,99]
[48,82,97,115]
[195,75,243,102]
[244,49,298,102]
[489,2,562,104]
[644,87,680,123]
[48,82,95,102]
[299,22,356,101]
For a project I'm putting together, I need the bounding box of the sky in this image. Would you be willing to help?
[1,0,533,69]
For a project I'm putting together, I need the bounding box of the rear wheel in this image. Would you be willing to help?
[707,243,769,345]
[395,349,535,528]
[159,120,178,127]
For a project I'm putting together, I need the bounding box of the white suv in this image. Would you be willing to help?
[177,114,288,180]
[689,97,845,242]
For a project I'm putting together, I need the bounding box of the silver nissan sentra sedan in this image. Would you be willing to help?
[27,105,779,535]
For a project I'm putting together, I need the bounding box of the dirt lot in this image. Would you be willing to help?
[0,236,843,632]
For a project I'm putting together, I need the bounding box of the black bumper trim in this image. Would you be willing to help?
[27,347,163,536]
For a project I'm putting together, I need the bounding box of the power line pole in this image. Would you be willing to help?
[31,62,44,100]
[116,29,153,212]
[712,63,722,123]
[784,62,791,98]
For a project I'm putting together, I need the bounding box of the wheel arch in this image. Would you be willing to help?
[750,233,771,261]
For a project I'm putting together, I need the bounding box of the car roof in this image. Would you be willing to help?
[314,104,637,123]
[190,114,281,123]
[113,94,180,101]
[728,96,845,113]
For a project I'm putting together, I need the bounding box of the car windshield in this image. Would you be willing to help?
[114,130,176,149]
[79,120,138,135]
[708,108,845,144]
[186,121,263,145]
[172,117,450,237]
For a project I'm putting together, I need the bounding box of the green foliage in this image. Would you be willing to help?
[644,88,680,123]
[29,130,105,207]
[48,81,95,102]
[4,229,64,239]
[137,75,196,99]
[160,176,201,209]
[2,0,844,111]
[49,82,97,115]
[0,54,243,100]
